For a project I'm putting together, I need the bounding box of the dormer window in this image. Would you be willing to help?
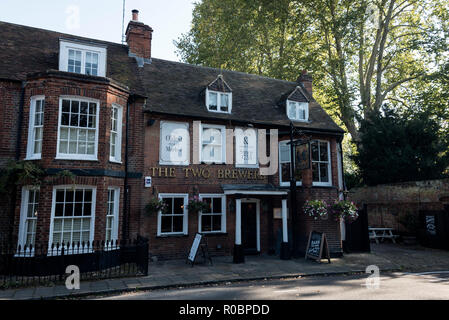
[287,100,309,121]
[285,86,310,122]
[59,40,107,77]
[205,75,232,114]
[206,90,231,113]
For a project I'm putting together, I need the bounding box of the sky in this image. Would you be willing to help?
[0,0,196,62]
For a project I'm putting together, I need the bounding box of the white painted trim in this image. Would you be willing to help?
[223,190,288,195]
[56,96,100,161]
[17,186,40,256]
[48,185,97,255]
[107,187,120,242]
[159,121,190,166]
[157,193,189,236]
[199,123,227,164]
[205,88,232,114]
[278,140,302,187]
[311,140,333,187]
[235,198,242,245]
[109,104,123,163]
[241,198,261,252]
[59,40,107,77]
[198,194,226,234]
[286,100,309,122]
[25,96,45,160]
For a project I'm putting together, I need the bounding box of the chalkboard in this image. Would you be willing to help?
[186,233,212,267]
[187,233,202,264]
[305,231,331,263]
[425,215,436,235]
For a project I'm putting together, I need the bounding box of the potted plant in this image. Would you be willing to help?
[399,212,419,245]
[331,200,359,223]
[187,195,209,215]
[145,198,167,217]
[303,200,328,220]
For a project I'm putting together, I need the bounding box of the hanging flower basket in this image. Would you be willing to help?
[144,198,167,217]
[303,200,328,220]
[187,195,209,215]
[330,200,359,223]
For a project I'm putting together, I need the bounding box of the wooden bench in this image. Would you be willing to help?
[369,227,399,244]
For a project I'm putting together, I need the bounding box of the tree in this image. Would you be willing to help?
[175,0,449,146]
[353,107,449,185]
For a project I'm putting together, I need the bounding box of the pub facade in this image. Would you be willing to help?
[0,10,345,261]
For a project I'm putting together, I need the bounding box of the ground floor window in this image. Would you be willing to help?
[106,187,120,244]
[18,187,40,251]
[198,194,226,233]
[157,194,188,236]
[50,186,96,251]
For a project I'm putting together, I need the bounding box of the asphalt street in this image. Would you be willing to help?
[97,271,449,300]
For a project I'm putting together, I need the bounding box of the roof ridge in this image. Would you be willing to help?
[0,20,127,48]
[150,57,299,85]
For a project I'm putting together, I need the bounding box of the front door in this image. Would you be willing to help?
[241,201,258,254]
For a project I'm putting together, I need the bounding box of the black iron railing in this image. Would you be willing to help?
[0,237,149,289]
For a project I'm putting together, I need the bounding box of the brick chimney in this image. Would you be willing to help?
[297,70,313,96]
[126,9,153,60]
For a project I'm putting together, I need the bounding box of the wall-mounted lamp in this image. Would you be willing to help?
[147,119,156,126]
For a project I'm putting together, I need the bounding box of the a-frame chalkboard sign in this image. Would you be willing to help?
[305,231,331,264]
[186,233,213,267]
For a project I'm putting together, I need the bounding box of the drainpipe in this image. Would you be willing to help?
[9,81,26,243]
[122,96,131,240]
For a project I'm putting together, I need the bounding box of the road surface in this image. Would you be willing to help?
[96,271,449,300]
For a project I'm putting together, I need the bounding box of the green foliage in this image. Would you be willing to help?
[353,107,449,185]
[145,198,167,216]
[187,195,210,214]
[0,160,44,197]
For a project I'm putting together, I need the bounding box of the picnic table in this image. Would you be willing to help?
[369,227,399,244]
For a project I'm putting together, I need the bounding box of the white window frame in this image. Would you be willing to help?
[311,140,332,187]
[199,123,227,164]
[48,185,96,255]
[110,104,123,163]
[235,127,259,168]
[56,96,100,161]
[286,100,309,122]
[159,121,190,166]
[106,187,120,244]
[157,193,189,236]
[205,89,232,114]
[59,40,107,77]
[279,141,302,187]
[17,186,40,256]
[198,194,226,234]
[26,96,45,160]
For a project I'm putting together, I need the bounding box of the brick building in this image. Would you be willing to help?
[0,10,345,261]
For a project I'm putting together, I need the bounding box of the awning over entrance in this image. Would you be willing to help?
[221,184,288,196]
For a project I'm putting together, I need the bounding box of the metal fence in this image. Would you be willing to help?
[0,237,149,289]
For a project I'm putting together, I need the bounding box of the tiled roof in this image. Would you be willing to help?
[0,21,344,134]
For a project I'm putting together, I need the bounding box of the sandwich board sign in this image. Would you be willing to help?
[187,233,212,267]
[305,231,331,264]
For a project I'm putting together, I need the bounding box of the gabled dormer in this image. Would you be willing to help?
[286,86,309,122]
[59,39,107,77]
[205,75,232,114]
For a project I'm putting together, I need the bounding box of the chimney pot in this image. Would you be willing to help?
[132,9,139,21]
[297,70,313,96]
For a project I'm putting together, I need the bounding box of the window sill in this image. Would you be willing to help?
[159,161,190,166]
[109,159,123,164]
[156,234,189,239]
[200,232,228,236]
[55,156,98,162]
[24,156,42,161]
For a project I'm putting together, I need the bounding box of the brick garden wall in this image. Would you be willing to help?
[349,179,449,233]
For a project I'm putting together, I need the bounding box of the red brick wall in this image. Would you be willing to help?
[140,114,342,259]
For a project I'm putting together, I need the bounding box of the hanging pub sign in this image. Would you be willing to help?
[159,121,190,165]
[294,141,311,174]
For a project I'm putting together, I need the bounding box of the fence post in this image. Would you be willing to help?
[59,245,65,282]
[137,237,149,276]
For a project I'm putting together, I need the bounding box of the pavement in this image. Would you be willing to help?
[1,242,449,300]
